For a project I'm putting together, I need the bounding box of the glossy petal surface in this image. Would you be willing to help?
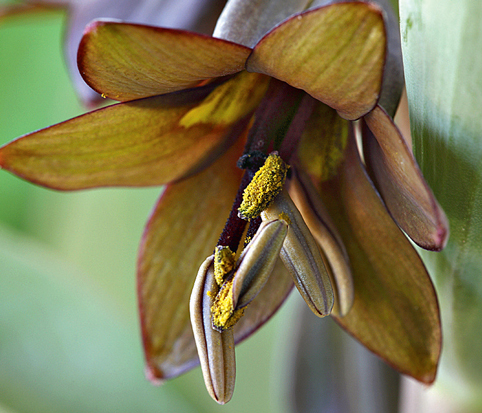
[79,21,251,101]
[137,139,244,380]
[213,0,310,47]
[247,2,386,120]
[364,105,448,251]
[0,73,268,190]
[319,136,441,384]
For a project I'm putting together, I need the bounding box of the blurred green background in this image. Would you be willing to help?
[0,11,299,413]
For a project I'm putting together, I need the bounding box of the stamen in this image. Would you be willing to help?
[189,256,236,404]
[211,219,288,331]
[214,246,236,286]
[244,216,262,247]
[238,153,289,220]
[261,190,334,317]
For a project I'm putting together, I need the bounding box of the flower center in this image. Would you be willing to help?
[208,79,316,330]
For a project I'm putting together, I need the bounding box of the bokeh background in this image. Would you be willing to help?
[3,1,482,412]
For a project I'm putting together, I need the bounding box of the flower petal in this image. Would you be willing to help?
[0,2,60,20]
[363,105,449,251]
[0,72,268,190]
[375,0,405,117]
[296,101,350,183]
[137,137,244,380]
[319,134,442,384]
[246,2,386,120]
[78,20,252,101]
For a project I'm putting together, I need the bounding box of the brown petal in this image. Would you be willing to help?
[363,105,449,251]
[78,20,251,101]
[0,2,60,20]
[137,137,244,380]
[247,2,386,120]
[319,134,441,384]
[0,73,268,190]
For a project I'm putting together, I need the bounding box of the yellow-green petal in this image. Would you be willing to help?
[79,20,252,101]
[0,72,268,190]
[247,2,386,120]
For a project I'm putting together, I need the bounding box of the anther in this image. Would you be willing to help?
[238,153,289,220]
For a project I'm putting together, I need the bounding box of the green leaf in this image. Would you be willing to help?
[0,72,268,190]
[78,21,251,101]
[400,0,482,402]
[319,135,441,383]
[247,2,386,120]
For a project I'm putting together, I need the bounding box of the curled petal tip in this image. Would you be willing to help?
[144,365,165,386]
[429,217,449,252]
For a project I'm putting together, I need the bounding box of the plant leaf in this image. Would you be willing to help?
[247,2,386,120]
[363,105,448,251]
[400,0,482,400]
[0,72,268,190]
[78,20,251,101]
[319,135,441,383]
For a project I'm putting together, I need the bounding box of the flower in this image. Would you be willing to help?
[1,0,227,105]
[0,0,447,404]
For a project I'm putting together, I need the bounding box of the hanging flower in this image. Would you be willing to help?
[0,0,447,404]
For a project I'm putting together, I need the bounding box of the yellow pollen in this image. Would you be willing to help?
[238,153,288,220]
[278,212,291,225]
[214,246,236,286]
[211,280,235,329]
[223,307,246,330]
